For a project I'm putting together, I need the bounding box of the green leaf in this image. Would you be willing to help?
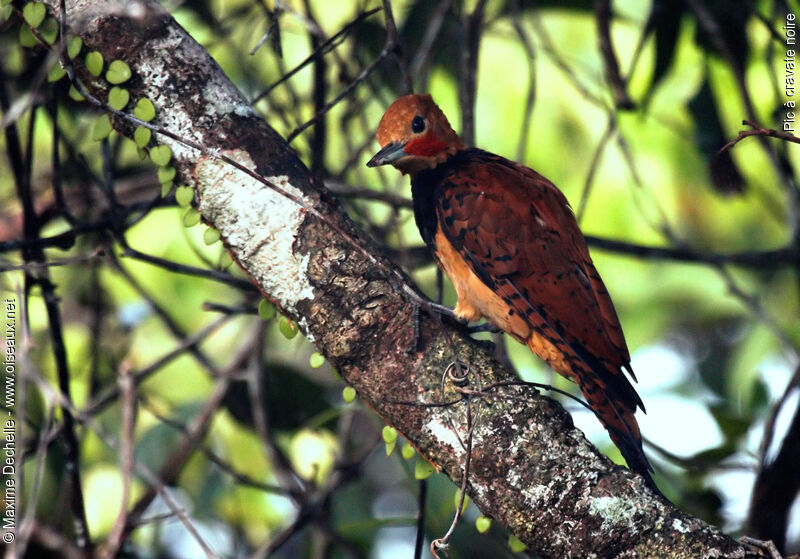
[149,144,171,166]
[47,64,66,82]
[68,86,84,102]
[134,126,151,148]
[414,459,434,480]
[385,439,396,456]
[19,24,37,48]
[67,36,82,59]
[309,352,325,369]
[401,441,415,460]
[160,181,173,198]
[342,386,356,403]
[136,147,147,160]
[453,490,469,513]
[203,227,220,246]
[38,17,57,44]
[219,251,233,270]
[107,86,129,110]
[258,299,276,321]
[133,98,155,121]
[182,208,201,227]
[279,316,298,339]
[157,166,176,184]
[174,185,194,207]
[23,2,45,28]
[105,59,131,84]
[382,426,398,444]
[85,51,103,76]
[91,114,112,141]
[475,516,491,534]
[509,535,527,552]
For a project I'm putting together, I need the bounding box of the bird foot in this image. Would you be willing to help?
[738,536,783,559]
[426,302,501,334]
[408,302,501,353]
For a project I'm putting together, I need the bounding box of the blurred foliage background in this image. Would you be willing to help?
[1,0,800,557]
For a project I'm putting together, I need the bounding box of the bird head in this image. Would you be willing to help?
[367,94,464,175]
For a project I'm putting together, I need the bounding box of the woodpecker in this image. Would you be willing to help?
[368,93,657,489]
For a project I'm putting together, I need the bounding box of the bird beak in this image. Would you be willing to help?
[367,141,407,167]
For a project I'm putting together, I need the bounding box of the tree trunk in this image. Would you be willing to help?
[46,1,765,556]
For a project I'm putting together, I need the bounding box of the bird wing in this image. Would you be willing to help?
[435,150,642,412]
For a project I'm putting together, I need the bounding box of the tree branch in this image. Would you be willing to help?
[48,1,767,556]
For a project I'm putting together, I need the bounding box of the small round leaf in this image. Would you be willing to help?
[23,2,45,28]
[107,86,129,110]
[134,126,151,148]
[133,98,155,121]
[382,426,398,444]
[453,491,470,513]
[105,59,131,84]
[219,251,233,270]
[67,36,82,59]
[47,64,66,82]
[279,316,298,339]
[149,144,171,166]
[385,439,397,456]
[509,535,527,553]
[414,459,434,480]
[475,516,491,534]
[19,25,37,48]
[174,185,194,207]
[182,208,201,227]
[157,166,176,184]
[342,386,356,403]
[68,85,84,102]
[203,227,220,246]
[85,51,103,76]
[91,114,112,141]
[160,181,173,198]
[401,441,415,460]
[309,352,325,369]
[38,17,57,44]
[258,299,276,320]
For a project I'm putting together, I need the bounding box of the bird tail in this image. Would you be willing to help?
[577,376,661,494]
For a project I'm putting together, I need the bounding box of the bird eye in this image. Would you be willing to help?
[411,115,425,134]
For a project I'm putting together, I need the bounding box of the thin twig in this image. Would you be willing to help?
[413,479,428,559]
[718,119,800,154]
[100,365,136,559]
[576,115,616,223]
[459,0,488,147]
[431,399,474,558]
[381,0,413,93]
[595,0,634,109]
[252,8,380,102]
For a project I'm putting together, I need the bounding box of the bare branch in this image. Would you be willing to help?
[719,119,800,154]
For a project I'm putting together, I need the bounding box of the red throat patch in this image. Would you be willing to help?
[404,135,449,157]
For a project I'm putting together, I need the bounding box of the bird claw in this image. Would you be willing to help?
[738,536,783,559]
[408,301,501,353]
[426,302,501,334]
[465,322,502,334]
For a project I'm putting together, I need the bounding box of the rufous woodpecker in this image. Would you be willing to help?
[367,93,657,489]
